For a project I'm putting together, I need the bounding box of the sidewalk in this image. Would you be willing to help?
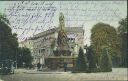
[15,68,29,74]
[25,71,71,74]
[15,68,71,74]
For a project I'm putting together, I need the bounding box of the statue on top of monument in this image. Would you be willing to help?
[57,12,69,48]
[59,12,65,31]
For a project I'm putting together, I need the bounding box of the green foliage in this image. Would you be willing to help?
[0,13,18,61]
[100,47,112,72]
[17,47,33,68]
[75,47,88,72]
[86,46,97,72]
[118,17,127,34]
[91,22,121,66]
[0,13,10,24]
[0,13,32,68]
[117,17,127,67]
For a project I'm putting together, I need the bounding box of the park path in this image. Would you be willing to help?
[0,68,127,81]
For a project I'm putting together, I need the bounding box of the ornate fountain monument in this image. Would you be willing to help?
[45,13,74,70]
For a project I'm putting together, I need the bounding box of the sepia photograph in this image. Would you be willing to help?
[0,0,127,81]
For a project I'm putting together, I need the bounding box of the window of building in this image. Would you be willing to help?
[41,49,45,53]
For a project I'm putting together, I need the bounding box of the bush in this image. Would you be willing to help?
[86,46,97,72]
[100,47,112,72]
[74,47,88,72]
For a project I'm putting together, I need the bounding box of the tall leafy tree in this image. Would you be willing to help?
[91,22,121,67]
[0,13,32,68]
[75,47,88,72]
[117,17,127,67]
[0,13,18,61]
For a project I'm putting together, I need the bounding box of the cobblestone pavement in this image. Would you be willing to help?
[0,68,127,81]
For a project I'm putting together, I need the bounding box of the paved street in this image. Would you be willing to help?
[0,68,127,81]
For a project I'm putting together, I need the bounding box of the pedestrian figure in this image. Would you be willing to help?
[64,62,67,72]
[37,62,41,71]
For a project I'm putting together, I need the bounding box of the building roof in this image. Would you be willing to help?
[33,27,84,39]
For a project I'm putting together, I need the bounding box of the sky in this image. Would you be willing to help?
[0,1,127,45]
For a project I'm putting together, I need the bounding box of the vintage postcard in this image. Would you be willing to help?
[0,0,127,81]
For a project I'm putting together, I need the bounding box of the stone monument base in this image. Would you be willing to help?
[45,56,76,70]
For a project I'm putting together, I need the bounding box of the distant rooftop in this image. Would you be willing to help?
[20,27,84,41]
[34,27,84,38]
